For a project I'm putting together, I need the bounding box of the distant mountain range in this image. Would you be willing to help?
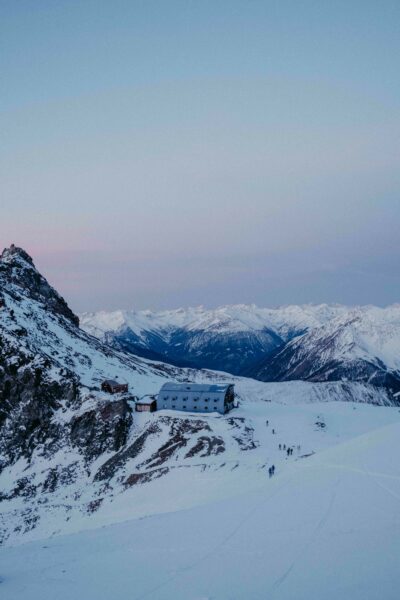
[81,303,400,395]
[247,306,400,394]
[80,304,347,373]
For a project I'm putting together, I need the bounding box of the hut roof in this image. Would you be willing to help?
[136,397,156,405]
[159,382,232,395]
[103,379,120,387]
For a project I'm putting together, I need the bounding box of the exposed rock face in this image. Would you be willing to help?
[70,399,133,461]
[0,244,79,326]
[0,247,83,474]
[137,416,214,468]
[0,336,80,467]
[0,246,137,541]
[94,420,162,482]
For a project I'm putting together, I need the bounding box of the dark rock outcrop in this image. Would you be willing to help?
[0,340,80,467]
[0,244,79,326]
[70,399,133,461]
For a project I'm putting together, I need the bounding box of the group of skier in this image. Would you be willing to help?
[278,443,300,455]
[266,420,302,479]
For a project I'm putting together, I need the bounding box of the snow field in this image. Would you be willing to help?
[2,412,400,600]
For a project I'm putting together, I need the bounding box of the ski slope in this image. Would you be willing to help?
[2,401,400,600]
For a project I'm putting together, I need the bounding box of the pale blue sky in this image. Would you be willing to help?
[1,1,399,310]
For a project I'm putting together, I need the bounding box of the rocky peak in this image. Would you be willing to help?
[0,244,79,327]
[1,244,34,266]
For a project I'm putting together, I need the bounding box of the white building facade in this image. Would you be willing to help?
[158,382,235,415]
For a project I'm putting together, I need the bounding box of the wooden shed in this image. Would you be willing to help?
[101,379,129,394]
[135,397,157,412]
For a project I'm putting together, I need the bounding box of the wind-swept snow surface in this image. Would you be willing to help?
[2,410,400,600]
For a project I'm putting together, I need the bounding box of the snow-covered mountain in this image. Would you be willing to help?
[1,245,396,549]
[81,303,400,396]
[0,245,191,395]
[250,306,400,395]
[80,304,347,374]
[0,245,227,543]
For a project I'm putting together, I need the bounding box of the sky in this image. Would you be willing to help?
[1,1,399,312]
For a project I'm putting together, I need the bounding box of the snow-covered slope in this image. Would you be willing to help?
[0,245,191,396]
[0,371,394,546]
[251,306,400,395]
[0,245,231,543]
[80,304,347,374]
[2,405,400,600]
[1,243,399,574]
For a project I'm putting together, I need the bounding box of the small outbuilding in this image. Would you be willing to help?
[101,379,129,394]
[135,397,157,413]
[158,382,235,415]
